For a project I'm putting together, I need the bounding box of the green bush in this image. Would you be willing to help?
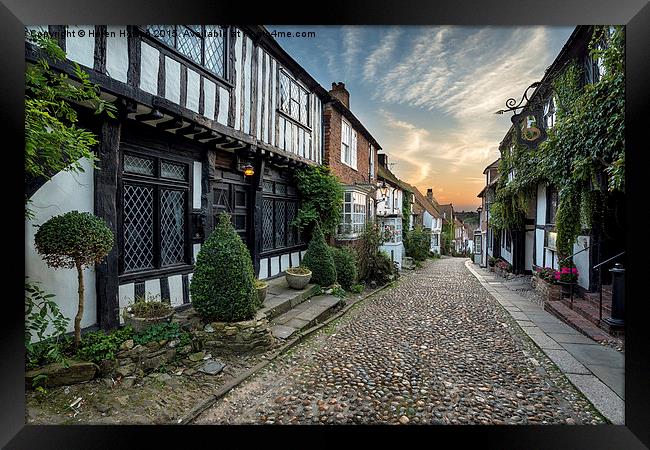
[404,225,431,262]
[190,214,257,322]
[373,251,399,286]
[330,245,358,290]
[132,322,185,346]
[76,326,134,364]
[34,210,114,348]
[357,221,385,283]
[301,222,337,286]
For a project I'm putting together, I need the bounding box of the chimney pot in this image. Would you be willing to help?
[329,81,350,109]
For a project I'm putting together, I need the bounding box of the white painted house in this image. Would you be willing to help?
[376,156,404,269]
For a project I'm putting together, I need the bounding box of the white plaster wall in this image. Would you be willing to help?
[280,254,290,272]
[66,25,95,68]
[573,235,591,290]
[203,78,216,120]
[164,56,180,104]
[186,68,200,113]
[525,230,534,271]
[25,158,97,339]
[168,274,184,307]
[193,162,202,209]
[243,37,252,134]
[105,26,128,83]
[270,256,280,277]
[535,229,545,267]
[258,258,269,280]
[140,42,159,95]
[217,86,230,125]
[144,279,161,299]
[118,283,134,325]
[291,252,300,267]
[233,31,243,131]
[193,243,201,264]
[380,243,403,270]
[423,211,433,229]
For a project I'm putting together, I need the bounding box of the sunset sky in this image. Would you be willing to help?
[270,26,574,211]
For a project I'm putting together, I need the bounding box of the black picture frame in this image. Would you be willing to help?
[4,0,649,448]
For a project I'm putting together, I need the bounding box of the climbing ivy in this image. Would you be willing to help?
[490,26,625,257]
[293,166,344,237]
[401,190,412,238]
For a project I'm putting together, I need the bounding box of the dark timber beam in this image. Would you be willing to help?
[95,118,121,330]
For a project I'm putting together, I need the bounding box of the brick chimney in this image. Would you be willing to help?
[427,188,433,201]
[330,82,350,109]
[378,153,388,168]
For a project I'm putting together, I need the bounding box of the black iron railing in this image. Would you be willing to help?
[593,251,625,323]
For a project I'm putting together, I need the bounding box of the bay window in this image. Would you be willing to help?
[381,218,402,244]
[339,191,366,237]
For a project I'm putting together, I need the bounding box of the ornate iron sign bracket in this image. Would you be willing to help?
[495,81,551,148]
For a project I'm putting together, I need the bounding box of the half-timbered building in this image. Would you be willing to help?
[25,25,328,332]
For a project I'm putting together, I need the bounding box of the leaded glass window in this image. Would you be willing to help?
[261,179,302,252]
[278,70,310,127]
[121,151,191,274]
[144,25,227,79]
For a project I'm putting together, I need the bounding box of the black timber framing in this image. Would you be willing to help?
[95,118,121,330]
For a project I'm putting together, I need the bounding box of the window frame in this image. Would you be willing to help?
[261,179,304,256]
[546,185,559,225]
[380,217,403,244]
[119,149,193,282]
[338,190,367,238]
[143,25,228,82]
[340,118,357,170]
[278,70,311,128]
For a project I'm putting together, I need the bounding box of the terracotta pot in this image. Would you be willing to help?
[123,309,174,333]
[285,269,312,290]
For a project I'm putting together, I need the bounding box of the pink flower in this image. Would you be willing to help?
[572,268,578,274]
[561,267,569,274]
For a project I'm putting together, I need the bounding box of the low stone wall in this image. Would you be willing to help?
[193,317,275,354]
[111,338,194,378]
[531,273,561,303]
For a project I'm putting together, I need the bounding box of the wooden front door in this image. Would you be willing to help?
[213,180,250,245]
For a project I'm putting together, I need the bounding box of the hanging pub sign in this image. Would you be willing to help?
[511,107,547,148]
[495,80,550,148]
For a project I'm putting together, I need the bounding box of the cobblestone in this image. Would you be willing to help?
[197,257,607,425]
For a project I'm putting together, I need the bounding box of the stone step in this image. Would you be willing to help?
[259,277,320,321]
[560,297,609,327]
[582,290,612,314]
[270,295,343,340]
[544,300,613,343]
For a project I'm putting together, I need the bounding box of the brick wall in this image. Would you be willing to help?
[323,104,376,186]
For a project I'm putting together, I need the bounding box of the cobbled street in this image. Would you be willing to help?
[196,257,606,425]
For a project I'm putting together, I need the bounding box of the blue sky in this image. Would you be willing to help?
[268,25,574,211]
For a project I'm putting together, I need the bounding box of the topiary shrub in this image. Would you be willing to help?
[330,245,358,290]
[301,222,337,286]
[190,214,257,322]
[34,210,114,348]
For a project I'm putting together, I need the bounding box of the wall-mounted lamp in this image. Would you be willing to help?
[241,164,255,177]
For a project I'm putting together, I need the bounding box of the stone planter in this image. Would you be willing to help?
[285,268,312,290]
[255,281,268,306]
[558,281,576,299]
[123,310,175,333]
[532,273,561,303]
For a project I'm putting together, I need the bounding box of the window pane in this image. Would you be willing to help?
[275,200,286,248]
[124,154,154,176]
[123,184,155,272]
[160,189,186,266]
[262,180,274,193]
[161,161,187,181]
[280,73,290,113]
[177,26,202,64]
[287,201,296,246]
[262,198,274,251]
[299,89,309,125]
[146,25,175,47]
[204,25,225,77]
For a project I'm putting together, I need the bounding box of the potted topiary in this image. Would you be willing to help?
[122,293,174,333]
[190,214,258,322]
[34,210,114,349]
[285,266,313,290]
[301,222,337,287]
[255,280,269,306]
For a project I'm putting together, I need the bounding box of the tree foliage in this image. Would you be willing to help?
[293,166,344,237]
[404,225,431,262]
[34,210,114,347]
[330,245,358,290]
[25,34,117,217]
[190,214,258,322]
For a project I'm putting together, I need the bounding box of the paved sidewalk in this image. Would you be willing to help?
[465,260,624,425]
